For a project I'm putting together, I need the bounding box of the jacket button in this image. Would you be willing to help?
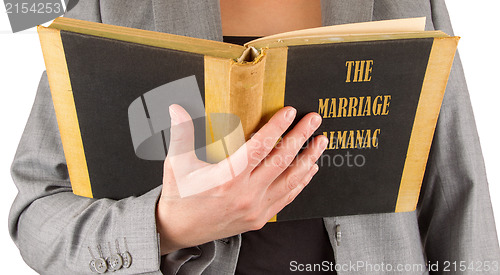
[94,258,108,273]
[107,253,123,271]
[121,251,132,268]
[89,259,98,273]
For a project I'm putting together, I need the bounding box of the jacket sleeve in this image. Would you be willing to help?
[8,70,165,274]
[7,2,222,273]
[8,3,164,274]
[417,0,500,270]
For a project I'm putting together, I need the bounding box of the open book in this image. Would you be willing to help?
[38,17,458,221]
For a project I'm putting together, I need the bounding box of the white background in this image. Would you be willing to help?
[1,1,499,274]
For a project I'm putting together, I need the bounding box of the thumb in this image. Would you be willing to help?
[168,104,196,160]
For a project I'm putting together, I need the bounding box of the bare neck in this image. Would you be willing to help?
[220,0,322,37]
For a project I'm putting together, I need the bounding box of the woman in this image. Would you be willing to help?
[9,0,499,274]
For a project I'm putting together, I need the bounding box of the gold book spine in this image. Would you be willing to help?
[204,52,267,159]
[229,55,268,140]
[205,48,289,222]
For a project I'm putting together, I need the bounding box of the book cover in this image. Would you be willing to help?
[37,17,458,220]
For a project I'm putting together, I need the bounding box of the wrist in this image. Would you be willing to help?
[156,197,203,255]
[156,199,182,255]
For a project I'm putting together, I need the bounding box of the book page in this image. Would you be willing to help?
[246,17,426,47]
[248,31,449,50]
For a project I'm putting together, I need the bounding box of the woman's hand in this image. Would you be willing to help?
[156,104,328,255]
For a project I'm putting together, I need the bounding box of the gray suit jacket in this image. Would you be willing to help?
[9,0,500,274]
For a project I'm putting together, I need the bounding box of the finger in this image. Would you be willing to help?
[167,104,197,161]
[251,112,323,185]
[264,134,327,201]
[216,106,297,177]
[265,163,320,221]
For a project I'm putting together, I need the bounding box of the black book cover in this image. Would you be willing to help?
[38,18,458,219]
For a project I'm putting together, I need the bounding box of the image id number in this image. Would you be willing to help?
[5,2,63,14]
[441,261,498,272]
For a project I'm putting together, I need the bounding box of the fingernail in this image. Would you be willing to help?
[310,115,321,129]
[285,108,296,122]
[312,163,319,173]
[169,105,179,125]
[307,164,320,182]
[319,136,328,149]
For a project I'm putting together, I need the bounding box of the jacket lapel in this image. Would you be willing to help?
[151,0,222,40]
[321,0,374,25]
